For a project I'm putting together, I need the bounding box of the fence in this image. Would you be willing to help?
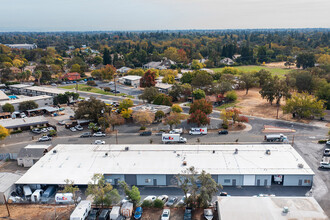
[0,153,17,161]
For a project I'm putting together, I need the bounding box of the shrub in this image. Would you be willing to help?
[87,80,97,86]
[140,126,146,130]
[103,87,111,92]
[171,104,183,113]
[153,199,164,208]
[238,116,249,123]
[48,130,57,137]
[318,140,328,144]
[10,130,22,134]
[226,91,238,101]
[222,123,228,129]
[141,200,153,207]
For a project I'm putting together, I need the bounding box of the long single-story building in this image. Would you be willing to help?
[216,196,328,220]
[118,75,141,87]
[0,95,53,112]
[16,144,314,187]
[8,84,66,97]
[0,116,49,131]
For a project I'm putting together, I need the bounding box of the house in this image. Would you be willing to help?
[16,144,314,187]
[0,95,53,112]
[155,83,173,94]
[143,58,176,70]
[117,67,132,74]
[23,65,36,74]
[9,67,22,74]
[216,196,328,220]
[118,75,141,87]
[0,172,22,203]
[61,72,81,81]
[232,54,241,60]
[5,43,37,50]
[220,58,235,65]
[17,145,51,167]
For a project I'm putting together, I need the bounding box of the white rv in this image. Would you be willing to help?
[70,200,91,220]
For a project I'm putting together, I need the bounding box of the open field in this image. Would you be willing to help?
[212,65,292,76]
[60,84,134,98]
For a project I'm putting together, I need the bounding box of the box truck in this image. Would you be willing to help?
[264,134,287,142]
[189,127,207,135]
[121,202,133,218]
[110,206,121,220]
[70,200,91,220]
[162,134,187,144]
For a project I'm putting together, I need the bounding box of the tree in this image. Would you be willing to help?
[139,87,159,103]
[164,47,180,62]
[127,69,145,76]
[108,113,125,131]
[239,72,257,94]
[119,181,141,207]
[188,109,210,127]
[259,76,290,105]
[162,74,175,84]
[284,56,295,69]
[155,110,165,121]
[75,97,107,122]
[191,60,205,70]
[212,81,232,95]
[103,48,112,65]
[220,109,234,126]
[0,125,9,140]
[61,179,80,205]
[171,104,183,113]
[191,71,213,88]
[19,100,38,111]
[163,112,183,130]
[192,89,206,100]
[254,69,272,87]
[140,70,156,88]
[86,174,120,207]
[169,83,183,102]
[153,94,172,106]
[133,110,155,127]
[317,54,330,65]
[197,170,222,208]
[2,103,14,113]
[293,71,315,93]
[221,67,240,75]
[226,91,238,101]
[180,72,194,84]
[121,109,133,119]
[100,65,116,81]
[316,83,330,110]
[98,116,110,131]
[118,98,134,111]
[176,166,198,208]
[189,99,212,115]
[282,93,326,119]
[257,46,268,63]
[296,53,316,69]
[54,92,79,105]
[153,199,164,208]
[33,70,42,85]
[71,64,81,73]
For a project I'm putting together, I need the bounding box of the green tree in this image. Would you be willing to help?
[75,97,107,122]
[180,72,194,84]
[168,83,183,102]
[139,87,159,103]
[127,69,145,76]
[118,98,134,111]
[86,174,120,207]
[226,91,238,101]
[163,112,183,130]
[119,181,141,207]
[221,67,240,75]
[296,53,316,69]
[316,83,330,110]
[197,170,222,208]
[0,125,9,140]
[19,100,38,111]
[176,167,198,208]
[239,72,257,94]
[192,89,206,100]
[191,70,213,88]
[121,109,133,119]
[100,65,116,81]
[259,76,290,105]
[282,93,326,119]
[2,103,14,113]
[153,94,172,106]
[103,48,112,65]
[191,60,205,70]
[254,69,272,87]
[171,104,183,113]
[33,70,42,85]
[71,63,81,73]
[61,179,80,205]
[153,199,164,208]
[155,110,165,121]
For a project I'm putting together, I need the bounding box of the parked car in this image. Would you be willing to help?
[204,209,213,220]
[87,208,100,220]
[80,132,92,138]
[120,196,130,204]
[70,127,77,132]
[98,209,111,220]
[41,128,48,133]
[134,207,143,219]
[69,115,75,120]
[157,195,169,203]
[184,207,192,220]
[155,131,166,136]
[94,140,105,145]
[58,120,66,125]
[161,209,170,220]
[32,128,41,134]
[326,140,330,146]
[178,193,191,205]
[219,192,229,197]
[47,127,55,131]
[140,131,152,136]
[166,197,178,206]
[75,125,83,131]
[51,83,57,86]
[38,136,52,142]
[109,82,114,85]
[218,130,228,135]
[324,148,330,156]
[93,132,106,137]
[143,196,156,202]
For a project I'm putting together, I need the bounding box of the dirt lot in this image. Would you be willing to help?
[0,204,74,220]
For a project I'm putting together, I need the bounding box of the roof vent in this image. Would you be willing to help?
[298,163,304,168]
[53,150,57,153]
[266,149,271,155]
[105,153,108,156]
[282,206,289,213]
[125,147,129,151]
[183,161,187,166]
[177,154,180,157]
[213,150,215,154]
[234,149,238,154]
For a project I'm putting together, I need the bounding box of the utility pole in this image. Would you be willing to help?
[116,130,118,144]
[3,195,10,217]
[291,135,295,146]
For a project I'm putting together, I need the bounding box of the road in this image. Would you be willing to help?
[96,81,142,98]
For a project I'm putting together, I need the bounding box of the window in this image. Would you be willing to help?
[145,179,151,183]
[304,180,311,184]
[224,179,230,183]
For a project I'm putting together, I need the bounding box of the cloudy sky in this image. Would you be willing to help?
[1,0,329,31]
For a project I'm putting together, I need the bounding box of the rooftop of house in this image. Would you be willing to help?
[120,75,142,81]
[16,144,314,185]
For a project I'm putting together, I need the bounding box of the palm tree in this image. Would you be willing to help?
[33,70,42,85]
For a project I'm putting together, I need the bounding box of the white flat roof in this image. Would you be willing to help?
[0,95,52,106]
[24,144,51,149]
[120,75,141,81]
[0,116,49,129]
[8,84,31,89]
[217,197,328,220]
[24,86,66,95]
[16,144,314,185]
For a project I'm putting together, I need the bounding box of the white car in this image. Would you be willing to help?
[161,209,170,220]
[75,125,83,131]
[70,127,77,132]
[93,132,106,137]
[38,136,52,142]
[157,195,169,203]
[47,127,54,131]
[41,128,48,133]
[178,193,191,205]
[143,196,156,202]
[94,140,105,144]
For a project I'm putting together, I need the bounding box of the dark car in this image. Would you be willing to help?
[219,192,229,196]
[80,132,92,138]
[98,209,111,220]
[140,131,152,136]
[87,208,100,220]
[218,130,228,135]
[184,207,192,220]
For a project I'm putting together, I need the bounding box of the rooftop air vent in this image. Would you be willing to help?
[213,150,215,154]
[125,147,129,151]
[183,161,187,166]
[53,150,57,153]
[298,163,304,168]
[266,149,271,155]
[283,206,289,213]
[177,154,180,157]
[234,149,238,154]
[105,153,108,156]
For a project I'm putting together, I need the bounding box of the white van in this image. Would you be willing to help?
[23,185,32,197]
[70,200,91,220]
[31,189,43,202]
[189,127,207,135]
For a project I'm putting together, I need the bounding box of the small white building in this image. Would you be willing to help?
[0,90,9,101]
[118,75,142,87]
[0,172,22,203]
[155,83,173,94]
[117,67,132,74]
[130,104,171,114]
[17,145,51,167]
[0,95,53,112]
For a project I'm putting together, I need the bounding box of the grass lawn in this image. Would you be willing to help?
[215,101,240,110]
[212,65,291,76]
[60,84,135,99]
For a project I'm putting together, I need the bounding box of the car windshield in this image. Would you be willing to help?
[163,213,168,217]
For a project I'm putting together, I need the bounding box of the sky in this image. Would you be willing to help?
[0,0,329,31]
